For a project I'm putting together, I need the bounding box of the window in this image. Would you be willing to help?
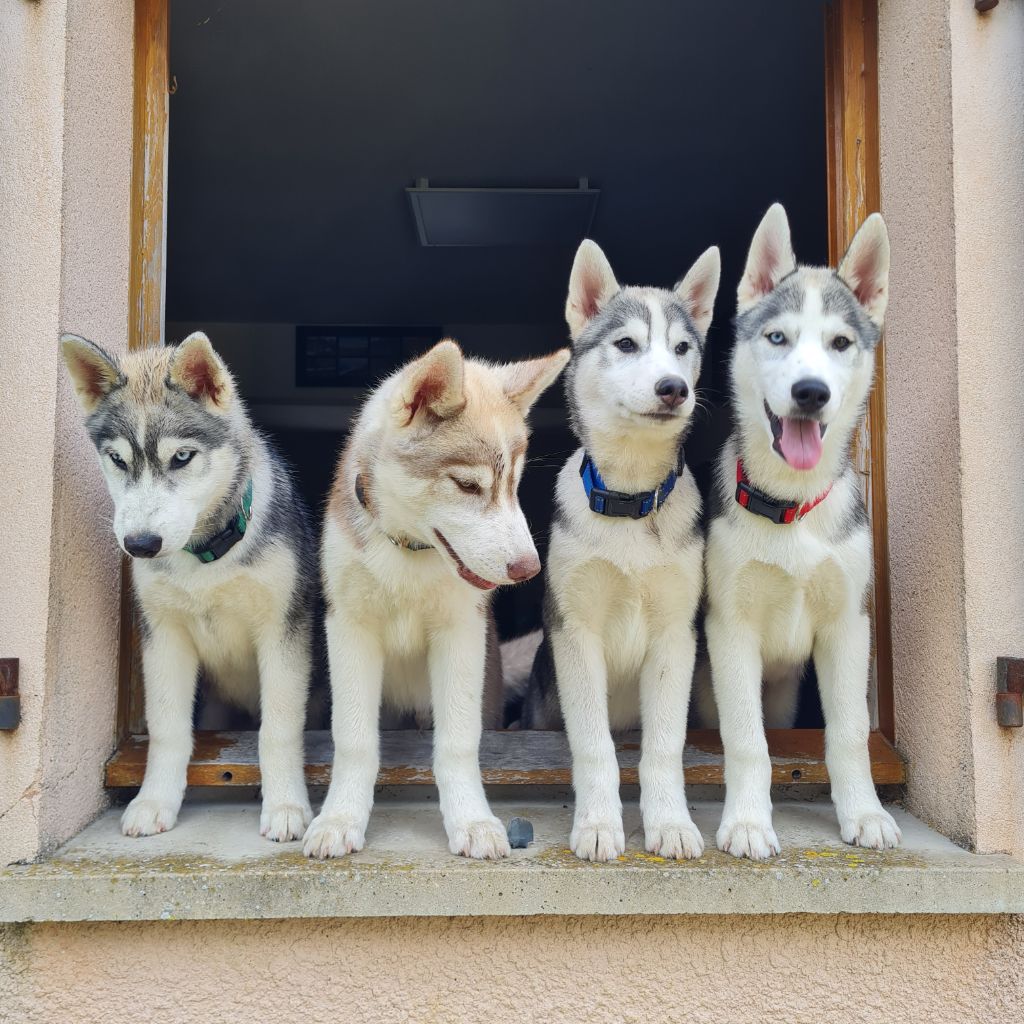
[107,0,901,792]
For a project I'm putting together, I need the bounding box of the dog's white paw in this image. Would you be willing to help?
[570,819,626,862]
[447,818,510,860]
[716,818,780,860]
[839,808,902,850]
[302,814,366,859]
[260,801,313,843]
[645,821,705,860]
[121,797,179,837]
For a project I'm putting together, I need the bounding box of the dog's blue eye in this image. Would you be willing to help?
[766,330,786,346]
[614,338,637,353]
[108,451,127,470]
[170,448,196,469]
[832,335,853,353]
[675,341,689,355]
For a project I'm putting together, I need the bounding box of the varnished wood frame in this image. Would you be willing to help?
[110,0,900,786]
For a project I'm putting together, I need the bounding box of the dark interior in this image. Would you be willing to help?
[166,0,828,726]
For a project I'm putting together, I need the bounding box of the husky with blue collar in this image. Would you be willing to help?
[521,239,721,861]
[701,204,900,860]
[61,332,316,842]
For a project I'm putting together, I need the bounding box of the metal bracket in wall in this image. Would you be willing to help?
[975,1,999,13]
[0,658,20,731]
[996,657,1024,728]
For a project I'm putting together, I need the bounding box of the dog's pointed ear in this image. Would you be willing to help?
[168,332,234,412]
[838,213,890,327]
[738,203,796,311]
[392,339,466,426]
[675,246,721,337]
[495,349,571,416]
[566,240,619,342]
[60,334,125,413]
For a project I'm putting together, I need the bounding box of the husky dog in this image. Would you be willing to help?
[303,339,569,860]
[521,240,721,861]
[61,333,316,841]
[703,203,900,860]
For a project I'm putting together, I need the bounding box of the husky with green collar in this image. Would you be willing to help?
[61,332,316,842]
[520,239,721,862]
[701,204,900,860]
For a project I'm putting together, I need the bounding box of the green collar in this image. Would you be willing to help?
[185,479,254,563]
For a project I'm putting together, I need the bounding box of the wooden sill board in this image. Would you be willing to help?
[105,728,905,788]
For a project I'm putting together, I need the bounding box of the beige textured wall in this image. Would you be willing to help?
[2,915,1023,1024]
[880,0,1024,855]
[0,0,131,864]
[948,0,1024,856]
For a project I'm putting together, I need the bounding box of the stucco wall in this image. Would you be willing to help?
[2,914,1023,1024]
[880,0,1024,856]
[948,0,1024,857]
[0,0,131,863]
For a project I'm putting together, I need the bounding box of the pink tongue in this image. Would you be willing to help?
[778,418,824,470]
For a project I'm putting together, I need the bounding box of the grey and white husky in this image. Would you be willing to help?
[61,332,316,840]
[520,239,721,861]
[701,203,900,859]
[303,339,569,860]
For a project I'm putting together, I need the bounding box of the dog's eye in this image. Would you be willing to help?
[766,330,787,346]
[451,476,482,496]
[675,341,689,356]
[107,451,127,470]
[170,448,196,470]
[614,338,638,353]
[832,335,853,353]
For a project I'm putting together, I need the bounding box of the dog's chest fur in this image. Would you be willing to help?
[706,445,871,668]
[543,447,703,726]
[135,539,299,712]
[323,517,485,712]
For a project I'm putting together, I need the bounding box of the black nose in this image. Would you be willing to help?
[654,375,688,409]
[124,533,163,558]
[791,378,831,412]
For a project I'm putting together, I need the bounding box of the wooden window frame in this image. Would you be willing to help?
[106,0,903,789]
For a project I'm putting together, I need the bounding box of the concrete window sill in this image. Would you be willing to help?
[2,792,1022,922]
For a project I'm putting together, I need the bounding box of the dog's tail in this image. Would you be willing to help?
[499,629,543,725]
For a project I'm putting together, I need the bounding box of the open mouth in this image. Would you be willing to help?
[764,400,828,471]
[433,530,498,591]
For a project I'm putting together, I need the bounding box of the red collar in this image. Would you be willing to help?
[734,460,833,525]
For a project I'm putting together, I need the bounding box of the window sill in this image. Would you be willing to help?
[2,793,1021,922]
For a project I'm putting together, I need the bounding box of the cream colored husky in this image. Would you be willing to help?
[303,339,569,860]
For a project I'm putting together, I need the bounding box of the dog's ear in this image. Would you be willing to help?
[60,334,125,413]
[838,213,890,327]
[566,239,619,342]
[392,339,466,426]
[675,246,721,337]
[495,349,571,415]
[738,203,796,312]
[168,332,234,413]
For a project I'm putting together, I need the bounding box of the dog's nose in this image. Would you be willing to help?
[654,376,688,408]
[791,378,831,412]
[124,533,163,559]
[506,554,541,582]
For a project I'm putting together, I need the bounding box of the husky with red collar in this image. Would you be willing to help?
[520,239,721,862]
[702,203,900,860]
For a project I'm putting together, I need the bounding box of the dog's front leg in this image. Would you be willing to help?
[815,612,901,849]
[303,611,384,859]
[429,613,510,859]
[121,624,199,837]
[255,624,313,842]
[552,628,623,861]
[639,626,704,859]
[707,613,779,859]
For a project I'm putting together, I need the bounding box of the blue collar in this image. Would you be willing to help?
[579,450,684,519]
